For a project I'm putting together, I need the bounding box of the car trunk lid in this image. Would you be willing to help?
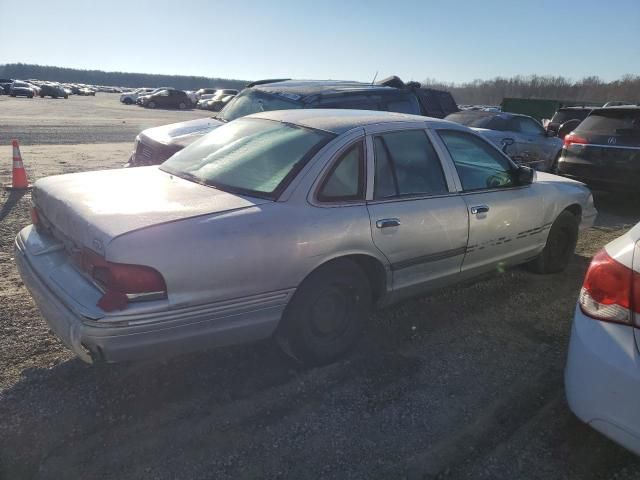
[32,166,270,255]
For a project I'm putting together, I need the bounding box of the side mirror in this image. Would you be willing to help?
[500,137,515,154]
[545,128,557,137]
[516,165,535,185]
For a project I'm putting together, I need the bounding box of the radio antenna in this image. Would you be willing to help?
[371,71,378,85]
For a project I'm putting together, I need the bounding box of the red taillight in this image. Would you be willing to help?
[579,249,640,324]
[80,249,167,312]
[563,132,588,148]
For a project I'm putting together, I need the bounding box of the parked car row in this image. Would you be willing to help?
[196,89,238,111]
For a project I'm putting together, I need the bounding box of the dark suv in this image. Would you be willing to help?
[546,107,592,139]
[137,89,193,109]
[557,106,640,191]
[126,77,458,167]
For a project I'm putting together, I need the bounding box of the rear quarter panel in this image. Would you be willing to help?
[105,201,387,309]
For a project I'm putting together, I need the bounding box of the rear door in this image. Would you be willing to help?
[365,125,469,293]
[434,129,545,275]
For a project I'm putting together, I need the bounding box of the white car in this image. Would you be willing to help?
[120,88,157,105]
[565,221,640,454]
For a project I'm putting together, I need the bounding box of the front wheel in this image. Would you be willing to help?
[123,97,133,105]
[527,211,579,274]
[147,101,156,109]
[178,102,186,110]
[278,259,371,366]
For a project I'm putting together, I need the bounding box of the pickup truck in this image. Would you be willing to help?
[126,76,458,167]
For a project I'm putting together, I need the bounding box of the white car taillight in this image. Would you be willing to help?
[579,249,640,325]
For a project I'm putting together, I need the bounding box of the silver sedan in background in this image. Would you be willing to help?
[15,110,595,366]
[445,110,563,171]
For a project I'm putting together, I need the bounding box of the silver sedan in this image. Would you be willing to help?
[15,110,596,366]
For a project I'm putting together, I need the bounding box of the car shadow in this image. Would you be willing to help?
[593,191,640,230]
[0,189,27,222]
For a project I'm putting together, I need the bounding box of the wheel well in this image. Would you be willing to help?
[564,204,582,220]
[341,254,388,304]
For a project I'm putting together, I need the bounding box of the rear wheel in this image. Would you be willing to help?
[278,259,371,366]
[123,97,133,105]
[147,101,156,109]
[527,211,579,274]
[178,102,187,110]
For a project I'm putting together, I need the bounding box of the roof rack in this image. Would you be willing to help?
[245,78,291,88]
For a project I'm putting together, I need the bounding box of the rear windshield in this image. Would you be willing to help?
[160,118,334,199]
[551,109,591,125]
[576,109,640,135]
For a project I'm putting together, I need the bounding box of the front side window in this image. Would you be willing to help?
[438,130,515,191]
[161,118,334,199]
[318,142,364,202]
[373,130,448,199]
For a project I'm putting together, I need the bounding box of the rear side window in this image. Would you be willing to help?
[318,142,364,202]
[373,130,448,199]
[576,109,640,136]
[382,95,421,114]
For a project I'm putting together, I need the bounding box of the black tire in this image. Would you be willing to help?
[64,94,68,99]
[549,151,561,174]
[10,94,15,97]
[178,102,186,110]
[40,94,44,98]
[278,259,371,366]
[527,211,579,274]
[147,101,156,109]
[123,97,133,105]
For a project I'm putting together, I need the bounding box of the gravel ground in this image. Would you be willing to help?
[1,96,640,480]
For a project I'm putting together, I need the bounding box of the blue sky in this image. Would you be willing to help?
[1,0,638,83]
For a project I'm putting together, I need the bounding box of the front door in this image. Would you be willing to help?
[435,129,545,276]
[366,128,469,293]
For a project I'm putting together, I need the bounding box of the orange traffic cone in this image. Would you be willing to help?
[5,139,30,190]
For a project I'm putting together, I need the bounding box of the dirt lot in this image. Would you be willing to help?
[1,95,640,480]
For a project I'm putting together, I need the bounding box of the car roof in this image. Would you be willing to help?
[247,109,452,134]
[447,110,532,120]
[595,105,640,111]
[252,79,400,99]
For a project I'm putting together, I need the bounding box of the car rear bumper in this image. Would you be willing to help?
[565,306,640,454]
[558,153,640,192]
[15,227,287,364]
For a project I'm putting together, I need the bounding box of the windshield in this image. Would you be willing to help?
[160,118,334,199]
[576,109,640,135]
[219,90,304,122]
[551,109,590,125]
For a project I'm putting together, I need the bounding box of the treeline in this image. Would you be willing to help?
[422,75,640,106]
[0,63,249,90]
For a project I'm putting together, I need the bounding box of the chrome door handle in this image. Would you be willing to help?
[376,218,401,229]
[470,205,490,215]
